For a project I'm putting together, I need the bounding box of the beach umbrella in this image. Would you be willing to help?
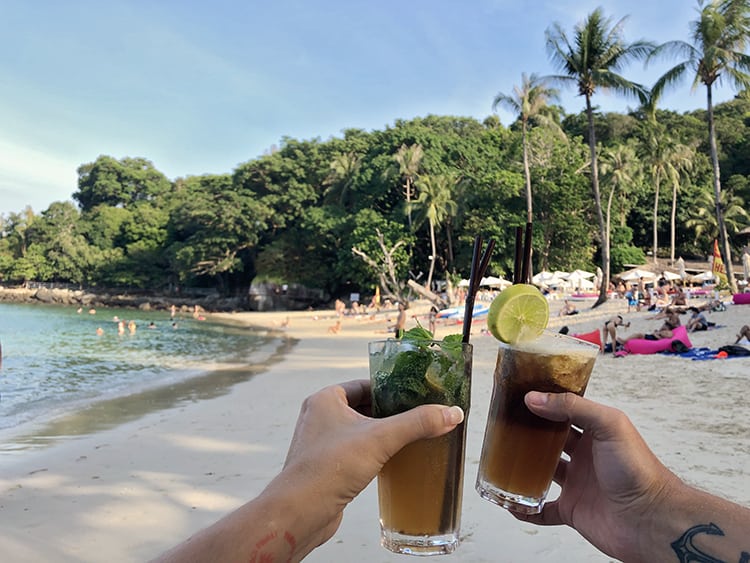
[480,276,511,288]
[567,271,594,289]
[618,268,656,281]
[569,277,595,290]
[676,257,686,280]
[690,271,716,283]
[661,271,682,281]
[569,269,595,279]
[457,279,471,288]
[532,271,556,284]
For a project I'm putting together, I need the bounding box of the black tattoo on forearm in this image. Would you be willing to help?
[671,522,749,563]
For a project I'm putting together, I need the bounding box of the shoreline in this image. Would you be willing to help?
[1,297,749,561]
[0,304,298,453]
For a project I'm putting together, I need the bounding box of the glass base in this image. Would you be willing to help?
[475,479,545,515]
[380,528,459,556]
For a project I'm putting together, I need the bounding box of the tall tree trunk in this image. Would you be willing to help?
[669,182,677,266]
[405,178,413,231]
[606,184,615,266]
[522,121,533,224]
[707,85,738,292]
[652,173,660,265]
[445,220,454,272]
[426,219,437,291]
[586,97,609,307]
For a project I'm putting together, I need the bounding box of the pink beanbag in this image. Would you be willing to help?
[572,329,603,351]
[624,325,692,355]
[733,293,750,305]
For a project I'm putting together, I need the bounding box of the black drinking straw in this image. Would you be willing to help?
[513,226,523,284]
[521,222,533,284]
[462,236,495,343]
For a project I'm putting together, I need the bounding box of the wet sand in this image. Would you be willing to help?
[1,296,749,562]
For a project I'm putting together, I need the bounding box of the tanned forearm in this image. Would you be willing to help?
[640,480,750,563]
[153,470,331,563]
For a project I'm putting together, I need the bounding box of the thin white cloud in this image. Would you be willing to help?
[0,138,78,214]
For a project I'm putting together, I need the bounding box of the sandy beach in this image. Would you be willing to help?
[1,295,749,562]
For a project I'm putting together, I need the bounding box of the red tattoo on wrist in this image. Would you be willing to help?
[248,530,297,563]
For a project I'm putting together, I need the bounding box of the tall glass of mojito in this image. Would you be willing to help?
[476,331,598,513]
[369,329,472,556]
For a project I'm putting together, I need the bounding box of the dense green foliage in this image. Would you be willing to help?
[2,100,750,302]
[3,3,750,303]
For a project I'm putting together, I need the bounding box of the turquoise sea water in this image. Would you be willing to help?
[0,303,278,445]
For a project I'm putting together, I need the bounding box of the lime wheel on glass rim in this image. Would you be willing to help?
[487,284,549,344]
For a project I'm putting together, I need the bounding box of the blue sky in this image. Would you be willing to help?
[0,0,739,215]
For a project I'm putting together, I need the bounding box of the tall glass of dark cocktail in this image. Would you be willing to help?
[369,335,472,556]
[476,331,598,514]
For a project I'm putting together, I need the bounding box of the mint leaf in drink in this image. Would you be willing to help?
[371,331,470,417]
[402,326,433,343]
[372,347,432,416]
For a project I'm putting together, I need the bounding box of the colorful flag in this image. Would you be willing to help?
[712,239,728,285]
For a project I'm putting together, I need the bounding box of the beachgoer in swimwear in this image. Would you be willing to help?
[428,305,438,335]
[602,315,629,353]
[558,299,579,317]
[617,313,679,345]
[393,302,407,339]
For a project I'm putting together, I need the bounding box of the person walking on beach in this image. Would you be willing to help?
[428,304,438,335]
[393,302,407,338]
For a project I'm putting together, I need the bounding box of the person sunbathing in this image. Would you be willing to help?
[617,313,680,345]
[558,299,579,317]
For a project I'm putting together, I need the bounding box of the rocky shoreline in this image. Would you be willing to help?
[0,285,245,313]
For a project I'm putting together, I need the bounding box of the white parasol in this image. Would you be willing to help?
[661,271,682,281]
[618,268,657,281]
[480,276,512,288]
[690,271,716,283]
[676,257,686,280]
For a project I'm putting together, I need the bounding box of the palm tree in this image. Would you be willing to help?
[392,144,424,230]
[650,0,750,292]
[599,142,641,262]
[492,73,561,223]
[639,126,693,264]
[667,143,695,264]
[545,8,654,306]
[325,151,361,208]
[684,186,750,248]
[411,173,458,291]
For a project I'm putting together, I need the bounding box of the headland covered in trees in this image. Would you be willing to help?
[2,4,750,311]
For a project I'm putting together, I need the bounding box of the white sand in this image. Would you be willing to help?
[1,296,749,562]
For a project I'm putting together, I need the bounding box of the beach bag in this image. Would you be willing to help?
[717,345,750,357]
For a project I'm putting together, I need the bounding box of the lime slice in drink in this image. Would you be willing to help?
[487,284,549,343]
[424,361,446,393]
